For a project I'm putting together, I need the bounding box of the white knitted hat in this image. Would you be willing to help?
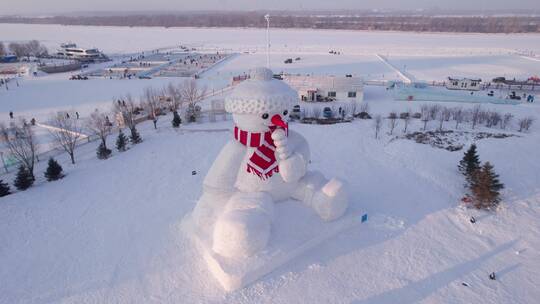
[225,67,298,114]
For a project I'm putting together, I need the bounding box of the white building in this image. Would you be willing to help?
[446,77,482,91]
[283,75,364,103]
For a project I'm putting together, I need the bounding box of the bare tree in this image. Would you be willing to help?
[142,87,162,129]
[429,105,441,121]
[8,40,47,59]
[501,113,512,130]
[452,107,464,129]
[0,42,5,57]
[112,95,138,130]
[402,109,411,133]
[0,120,38,178]
[471,105,481,129]
[8,42,26,58]
[443,107,452,121]
[86,110,112,148]
[388,112,398,135]
[420,104,430,130]
[25,40,48,58]
[359,102,370,114]
[181,79,207,122]
[48,113,83,164]
[486,111,501,128]
[437,107,451,131]
[518,117,535,132]
[166,82,183,112]
[350,101,357,116]
[373,115,382,139]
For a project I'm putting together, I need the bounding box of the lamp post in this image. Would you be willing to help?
[264,14,270,69]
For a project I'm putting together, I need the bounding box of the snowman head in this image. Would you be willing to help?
[225,67,298,133]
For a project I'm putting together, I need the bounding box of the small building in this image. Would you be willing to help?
[283,74,363,103]
[0,55,18,63]
[446,77,482,91]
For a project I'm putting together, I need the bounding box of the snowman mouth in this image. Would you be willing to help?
[270,114,288,135]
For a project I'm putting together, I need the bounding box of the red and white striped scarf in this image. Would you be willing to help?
[234,126,280,180]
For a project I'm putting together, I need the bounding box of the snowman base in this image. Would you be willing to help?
[185,200,361,292]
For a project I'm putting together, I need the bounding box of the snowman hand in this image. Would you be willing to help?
[271,129,291,160]
[272,129,306,183]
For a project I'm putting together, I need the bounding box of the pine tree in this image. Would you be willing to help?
[172,111,182,128]
[130,126,142,144]
[97,142,112,159]
[458,144,481,185]
[470,162,504,210]
[0,179,10,197]
[44,158,64,181]
[116,130,128,152]
[14,165,34,190]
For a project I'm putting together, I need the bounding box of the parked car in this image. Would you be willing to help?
[509,91,521,100]
[284,58,293,64]
[323,107,333,119]
[290,105,301,119]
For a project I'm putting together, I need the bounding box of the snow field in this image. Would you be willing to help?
[0,24,540,303]
[0,92,538,302]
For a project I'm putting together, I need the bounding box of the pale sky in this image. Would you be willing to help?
[2,0,539,15]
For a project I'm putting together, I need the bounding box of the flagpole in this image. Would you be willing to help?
[264,14,270,69]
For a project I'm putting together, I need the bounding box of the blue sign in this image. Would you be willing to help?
[361,214,368,223]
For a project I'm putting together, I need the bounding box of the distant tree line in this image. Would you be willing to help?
[1,13,539,33]
[0,40,48,58]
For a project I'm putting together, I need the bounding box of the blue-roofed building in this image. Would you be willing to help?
[0,55,18,63]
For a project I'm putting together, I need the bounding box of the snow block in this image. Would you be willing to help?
[184,201,361,292]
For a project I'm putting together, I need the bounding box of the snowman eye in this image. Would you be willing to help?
[261,113,269,119]
[283,110,288,116]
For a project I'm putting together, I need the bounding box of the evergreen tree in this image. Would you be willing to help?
[116,130,128,152]
[458,144,481,185]
[0,179,10,197]
[129,126,142,144]
[470,162,504,210]
[97,142,112,159]
[172,110,182,128]
[14,165,34,190]
[44,158,64,181]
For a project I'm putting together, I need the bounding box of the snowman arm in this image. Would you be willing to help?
[273,130,310,183]
[203,140,245,194]
[288,130,310,164]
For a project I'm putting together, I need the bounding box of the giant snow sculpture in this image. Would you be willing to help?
[189,67,349,291]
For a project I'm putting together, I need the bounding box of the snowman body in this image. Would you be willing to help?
[192,68,348,259]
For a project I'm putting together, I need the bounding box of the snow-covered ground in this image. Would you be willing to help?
[2,23,540,55]
[2,24,540,124]
[386,54,540,82]
[1,85,539,303]
[1,24,540,303]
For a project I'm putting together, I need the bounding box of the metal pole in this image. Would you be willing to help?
[265,14,270,69]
